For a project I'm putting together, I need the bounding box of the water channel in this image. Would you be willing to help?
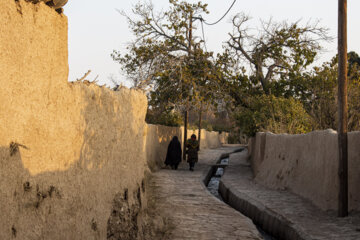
[206,156,277,240]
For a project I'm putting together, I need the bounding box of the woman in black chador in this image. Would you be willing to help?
[164,136,182,170]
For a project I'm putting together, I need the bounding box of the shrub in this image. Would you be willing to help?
[234,95,312,137]
[146,110,183,127]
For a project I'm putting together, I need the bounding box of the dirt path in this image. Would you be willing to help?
[148,146,263,240]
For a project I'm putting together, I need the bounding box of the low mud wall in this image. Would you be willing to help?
[250,130,360,211]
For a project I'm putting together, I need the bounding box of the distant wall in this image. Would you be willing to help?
[187,129,228,149]
[0,1,227,239]
[145,124,182,170]
[250,130,360,211]
[145,126,228,170]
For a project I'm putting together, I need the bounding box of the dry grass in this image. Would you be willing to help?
[9,142,28,156]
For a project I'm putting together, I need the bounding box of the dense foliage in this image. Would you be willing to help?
[114,1,360,139]
[113,0,222,130]
[233,95,312,136]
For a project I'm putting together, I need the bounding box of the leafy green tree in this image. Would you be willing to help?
[293,52,360,131]
[302,61,338,130]
[347,52,360,130]
[233,95,312,137]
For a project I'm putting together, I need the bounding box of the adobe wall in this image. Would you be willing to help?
[0,1,227,239]
[0,1,149,239]
[146,126,228,170]
[250,130,360,211]
[145,124,182,170]
[186,129,228,150]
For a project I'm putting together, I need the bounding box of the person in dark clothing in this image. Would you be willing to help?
[186,134,199,171]
[164,136,182,170]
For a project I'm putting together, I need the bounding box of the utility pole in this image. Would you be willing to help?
[183,109,188,161]
[198,102,203,149]
[338,0,348,217]
[183,11,193,161]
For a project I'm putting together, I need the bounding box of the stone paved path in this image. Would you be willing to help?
[221,150,360,240]
[148,146,263,240]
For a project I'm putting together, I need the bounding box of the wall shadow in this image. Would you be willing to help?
[0,85,149,240]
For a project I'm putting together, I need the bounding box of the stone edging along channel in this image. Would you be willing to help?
[218,152,312,240]
[202,148,243,187]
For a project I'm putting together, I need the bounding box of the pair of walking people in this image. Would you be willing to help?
[164,134,199,171]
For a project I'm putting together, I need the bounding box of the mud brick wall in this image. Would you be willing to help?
[0,1,148,239]
[250,130,360,211]
[0,1,227,238]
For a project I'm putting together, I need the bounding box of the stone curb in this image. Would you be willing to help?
[200,147,313,240]
[202,148,244,186]
[218,159,313,240]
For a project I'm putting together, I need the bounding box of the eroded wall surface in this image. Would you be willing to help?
[250,130,360,211]
[0,1,149,239]
[0,1,227,238]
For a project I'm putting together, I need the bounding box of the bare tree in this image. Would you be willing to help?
[227,13,331,94]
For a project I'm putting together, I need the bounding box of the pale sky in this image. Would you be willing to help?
[63,1,360,87]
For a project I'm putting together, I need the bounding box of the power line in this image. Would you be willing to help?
[200,20,208,52]
[203,0,236,26]
[193,0,236,52]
